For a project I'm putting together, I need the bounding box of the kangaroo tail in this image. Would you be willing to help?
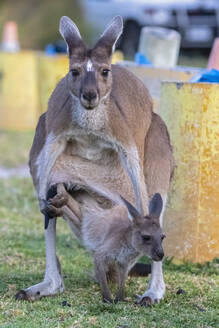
[128,263,151,277]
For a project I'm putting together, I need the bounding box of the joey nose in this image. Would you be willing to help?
[153,248,164,261]
[82,91,97,102]
[157,250,164,260]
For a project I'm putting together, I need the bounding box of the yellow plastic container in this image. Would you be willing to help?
[123,64,199,112]
[0,51,68,130]
[160,82,219,263]
[0,51,39,130]
[37,53,68,114]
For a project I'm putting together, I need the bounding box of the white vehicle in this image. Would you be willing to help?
[81,0,219,56]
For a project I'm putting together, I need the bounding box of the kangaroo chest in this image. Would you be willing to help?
[66,133,113,162]
[49,131,135,203]
[116,246,140,266]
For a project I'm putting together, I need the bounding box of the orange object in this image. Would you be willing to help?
[1,21,20,52]
[207,38,219,70]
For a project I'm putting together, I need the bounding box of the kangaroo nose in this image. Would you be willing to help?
[82,91,97,102]
[157,250,164,260]
[154,248,164,261]
[159,251,164,260]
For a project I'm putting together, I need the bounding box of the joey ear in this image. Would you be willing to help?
[149,193,163,219]
[120,195,140,223]
[59,16,85,56]
[94,16,123,57]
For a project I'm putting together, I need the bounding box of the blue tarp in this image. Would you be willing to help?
[194,69,219,83]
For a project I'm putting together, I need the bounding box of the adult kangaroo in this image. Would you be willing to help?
[15,16,174,306]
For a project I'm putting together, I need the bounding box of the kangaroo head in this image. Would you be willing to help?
[121,193,165,262]
[59,16,123,110]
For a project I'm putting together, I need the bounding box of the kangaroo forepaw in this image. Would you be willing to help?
[48,192,68,208]
[40,184,69,218]
[41,192,68,218]
[41,201,63,218]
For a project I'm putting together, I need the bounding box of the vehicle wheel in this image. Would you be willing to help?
[119,21,140,58]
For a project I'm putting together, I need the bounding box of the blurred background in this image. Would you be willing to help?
[80,0,217,66]
[1,0,219,167]
[0,0,218,168]
[1,0,219,64]
[0,0,91,49]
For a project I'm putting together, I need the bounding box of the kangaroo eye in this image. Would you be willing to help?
[102,69,110,77]
[142,235,151,242]
[161,234,166,241]
[71,69,80,77]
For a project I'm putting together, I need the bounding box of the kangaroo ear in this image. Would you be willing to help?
[120,195,140,223]
[59,16,85,56]
[94,16,123,57]
[149,193,163,219]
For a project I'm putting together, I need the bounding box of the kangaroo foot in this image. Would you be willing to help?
[15,276,64,301]
[135,282,165,307]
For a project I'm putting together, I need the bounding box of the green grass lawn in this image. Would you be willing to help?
[0,178,218,328]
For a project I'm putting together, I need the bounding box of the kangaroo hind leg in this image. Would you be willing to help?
[15,219,64,301]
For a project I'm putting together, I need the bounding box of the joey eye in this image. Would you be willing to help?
[71,69,80,77]
[142,235,151,242]
[102,69,110,77]
[161,234,166,241]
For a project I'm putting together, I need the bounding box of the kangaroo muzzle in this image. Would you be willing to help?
[152,247,164,262]
[80,71,99,110]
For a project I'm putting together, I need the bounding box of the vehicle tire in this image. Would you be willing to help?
[119,21,140,58]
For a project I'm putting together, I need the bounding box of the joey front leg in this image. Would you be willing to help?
[94,257,112,303]
[115,264,128,302]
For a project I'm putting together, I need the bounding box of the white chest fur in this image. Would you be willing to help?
[67,132,114,162]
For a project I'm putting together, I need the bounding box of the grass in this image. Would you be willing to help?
[0,130,34,168]
[0,178,218,328]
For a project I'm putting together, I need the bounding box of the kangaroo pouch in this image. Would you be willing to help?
[48,141,136,208]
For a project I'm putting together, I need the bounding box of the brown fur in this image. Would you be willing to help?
[24,16,174,304]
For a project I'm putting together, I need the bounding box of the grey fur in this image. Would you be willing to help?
[81,193,164,302]
[15,16,174,306]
